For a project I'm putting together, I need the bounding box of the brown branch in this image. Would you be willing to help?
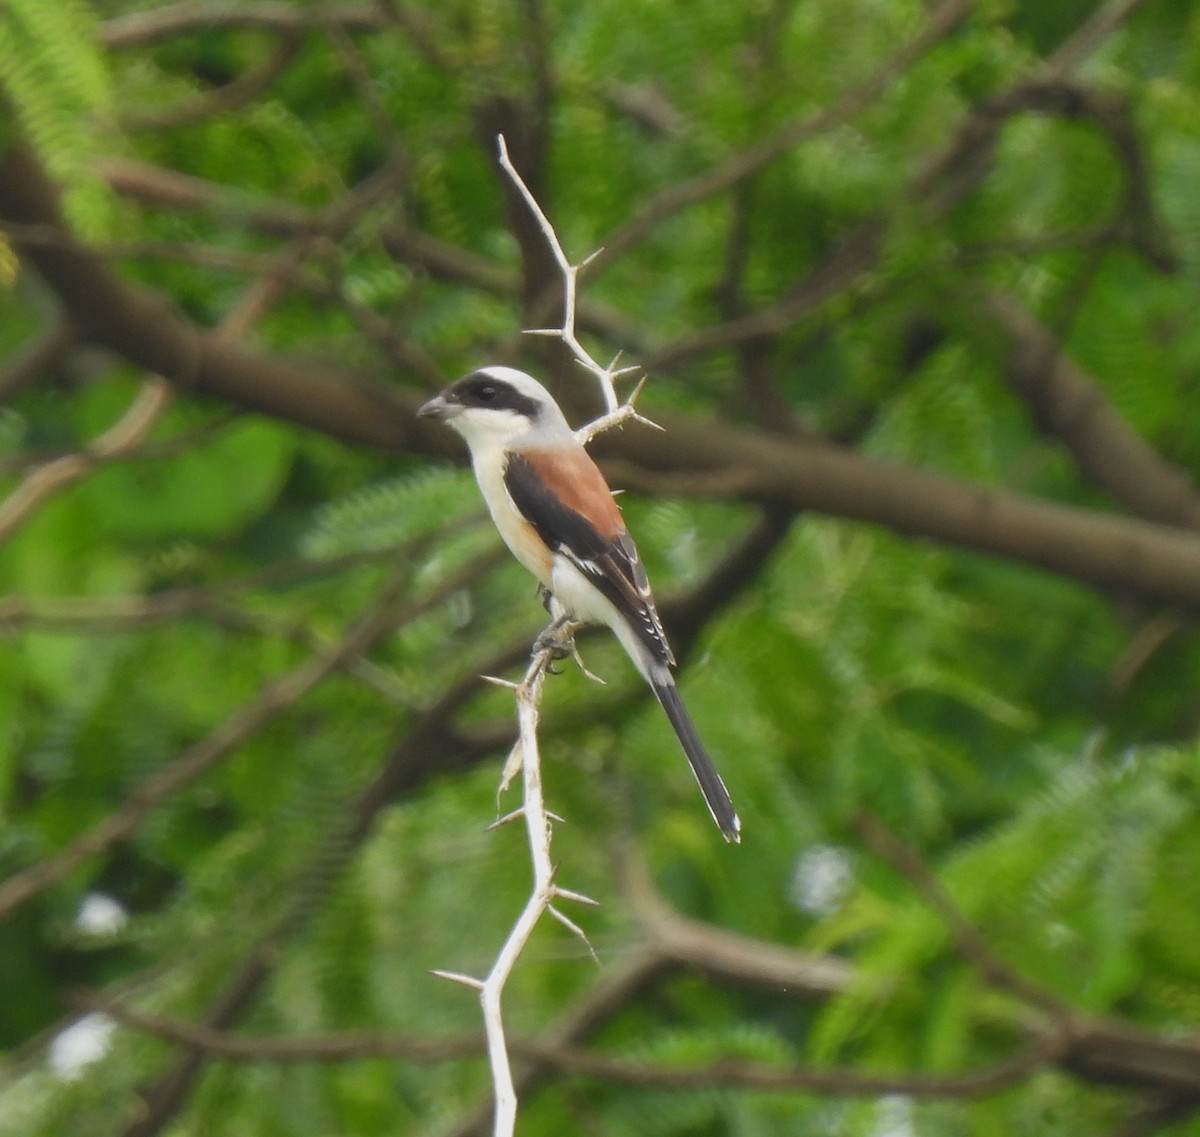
[978,287,1200,530]
[99,2,384,48]
[73,967,1200,1123]
[0,544,409,631]
[380,226,650,351]
[851,814,1200,1114]
[645,220,884,372]
[602,81,687,138]
[0,214,322,545]
[1,222,306,277]
[622,850,853,995]
[99,156,319,235]
[1061,1019,1200,1096]
[0,145,419,449]
[322,19,410,169]
[125,34,304,130]
[588,0,975,276]
[0,551,493,923]
[97,158,649,352]
[594,413,1200,611]
[485,1039,1059,1099]
[14,144,1200,613]
[715,180,799,431]
[854,812,1071,1021]
[646,73,1167,376]
[1041,0,1159,78]
[0,378,172,546]
[1103,1095,1200,1137]
[0,318,76,404]
[73,990,1059,1099]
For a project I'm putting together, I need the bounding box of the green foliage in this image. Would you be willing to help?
[3,0,1200,1134]
[302,466,482,558]
[0,0,117,235]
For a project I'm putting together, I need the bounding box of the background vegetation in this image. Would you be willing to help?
[3,0,1200,1134]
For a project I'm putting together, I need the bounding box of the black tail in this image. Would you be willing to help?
[651,677,741,842]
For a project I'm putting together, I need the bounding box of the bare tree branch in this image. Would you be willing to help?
[622,850,853,994]
[0,551,494,922]
[0,318,76,404]
[588,0,975,276]
[73,990,1061,1099]
[125,34,304,130]
[0,377,171,545]
[100,2,384,48]
[855,812,1072,1021]
[99,156,319,234]
[0,145,418,447]
[1040,0,1159,78]
[978,287,1200,529]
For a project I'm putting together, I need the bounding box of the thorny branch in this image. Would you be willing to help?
[432,138,665,1137]
[0,1,1193,1133]
[496,133,654,438]
[434,642,599,1137]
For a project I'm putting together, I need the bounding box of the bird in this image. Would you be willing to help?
[418,365,741,842]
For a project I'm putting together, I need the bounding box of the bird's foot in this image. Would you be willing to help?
[533,618,605,683]
[534,617,576,668]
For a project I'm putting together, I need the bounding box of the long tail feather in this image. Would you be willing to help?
[651,676,741,842]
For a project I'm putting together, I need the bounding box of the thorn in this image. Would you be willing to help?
[571,358,608,378]
[632,411,665,433]
[430,969,485,990]
[496,134,509,161]
[488,807,526,830]
[481,674,519,691]
[571,645,606,685]
[546,809,567,825]
[579,246,605,269]
[626,374,649,404]
[547,904,583,937]
[521,328,562,338]
[607,349,625,370]
[548,906,600,964]
[554,886,600,907]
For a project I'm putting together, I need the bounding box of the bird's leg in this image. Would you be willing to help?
[533,590,606,683]
[533,613,576,668]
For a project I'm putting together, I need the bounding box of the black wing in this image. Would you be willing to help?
[504,451,674,667]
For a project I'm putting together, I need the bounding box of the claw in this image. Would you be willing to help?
[533,616,576,661]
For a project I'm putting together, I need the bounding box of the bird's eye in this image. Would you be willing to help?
[475,383,497,402]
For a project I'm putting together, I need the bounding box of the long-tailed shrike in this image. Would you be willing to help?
[419,366,741,842]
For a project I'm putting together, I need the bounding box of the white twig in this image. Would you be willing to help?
[444,138,660,1137]
[474,642,595,1137]
[496,134,661,442]
[481,647,553,1137]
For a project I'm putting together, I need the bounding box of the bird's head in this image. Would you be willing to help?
[418,366,569,449]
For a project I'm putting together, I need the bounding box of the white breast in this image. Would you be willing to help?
[472,443,553,587]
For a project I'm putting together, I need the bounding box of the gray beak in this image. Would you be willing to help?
[417,394,458,421]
